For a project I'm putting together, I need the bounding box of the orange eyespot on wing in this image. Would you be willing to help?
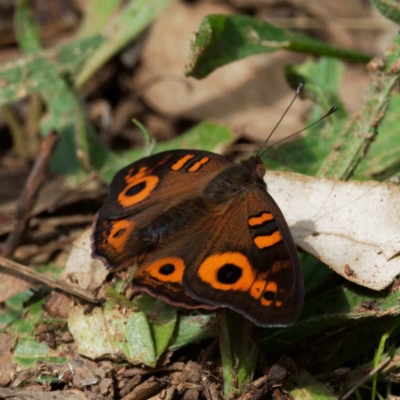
[143,257,185,283]
[194,252,286,309]
[132,257,215,310]
[197,252,255,292]
[91,215,138,271]
[118,173,159,208]
[259,281,278,306]
[106,218,136,253]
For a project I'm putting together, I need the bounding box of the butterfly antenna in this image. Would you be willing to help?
[260,106,337,156]
[257,81,305,157]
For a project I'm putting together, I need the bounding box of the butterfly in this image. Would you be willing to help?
[91,147,304,327]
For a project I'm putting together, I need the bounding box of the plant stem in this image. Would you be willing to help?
[318,34,400,180]
[218,309,257,398]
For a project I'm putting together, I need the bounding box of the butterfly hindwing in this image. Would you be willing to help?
[181,187,303,327]
[131,255,216,309]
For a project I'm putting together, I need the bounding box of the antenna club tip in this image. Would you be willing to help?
[327,106,337,115]
[296,81,305,93]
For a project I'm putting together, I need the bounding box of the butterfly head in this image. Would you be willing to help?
[241,155,266,180]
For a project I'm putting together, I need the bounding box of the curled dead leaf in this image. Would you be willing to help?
[266,171,400,290]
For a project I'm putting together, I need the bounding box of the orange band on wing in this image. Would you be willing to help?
[266,281,278,293]
[171,154,195,171]
[250,280,266,300]
[248,212,274,227]
[254,231,282,249]
[188,157,210,172]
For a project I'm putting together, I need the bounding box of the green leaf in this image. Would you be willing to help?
[77,0,122,38]
[76,0,173,86]
[262,57,346,175]
[0,290,34,331]
[14,0,41,54]
[7,298,68,369]
[13,336,67,368]
[186,14,371,79]
[136,296,178,357]
[0,36,103,107]
[286,57,346,113]
[354,93,400,180]
[317,34,400,180]
[259,282,400,370]
[169,313,215,350]
[289,370,336,399]
[68,305,157,366]
[11,299,46,335]
[371,0,400,24]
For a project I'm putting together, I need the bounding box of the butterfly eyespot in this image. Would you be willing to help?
[125,181,147,196]
[159,263,175,275]
[197,252,255,291]
[217,264,242,284]
[260,282,278,306]
[144,257,185,283]
[112,228,126,238]
[104,219,135,252]
[118,175,159,207]
[262,291,275,301]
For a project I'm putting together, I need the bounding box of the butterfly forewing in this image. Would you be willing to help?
[91,150,231,300]
[98,150,230,219]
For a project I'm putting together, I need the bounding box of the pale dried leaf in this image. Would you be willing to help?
[266,171,400,290]
[0,333,14,386]
[61,229,108,291]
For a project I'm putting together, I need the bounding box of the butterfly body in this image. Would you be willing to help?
[92,149,303,327]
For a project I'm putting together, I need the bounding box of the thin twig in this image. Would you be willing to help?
[341,356,391,400]
[2,131,59,258]
[0,255,96,303]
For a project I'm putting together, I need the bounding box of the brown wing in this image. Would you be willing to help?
[182,187,303,327]
[131,186,303,327]
[91,150,231,271]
